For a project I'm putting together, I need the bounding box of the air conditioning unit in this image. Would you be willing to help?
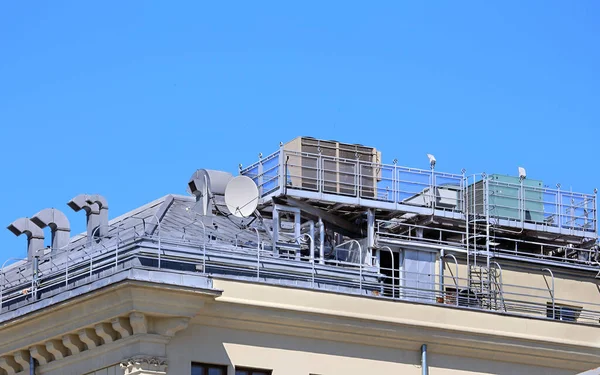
[283,137,381,198]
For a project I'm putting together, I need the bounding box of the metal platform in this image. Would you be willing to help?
[241,147,598,239]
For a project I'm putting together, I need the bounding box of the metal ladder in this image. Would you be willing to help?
[465,174,495,309]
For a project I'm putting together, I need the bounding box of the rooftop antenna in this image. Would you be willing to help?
[224,175,259,218]
[427,154,436,170]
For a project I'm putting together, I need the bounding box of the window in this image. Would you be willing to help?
[192,363,227,375]
[546,302,582,322]
[235,367,272,375]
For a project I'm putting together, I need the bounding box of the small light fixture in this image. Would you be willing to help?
[518,167,527,181]
[427,154,436,169]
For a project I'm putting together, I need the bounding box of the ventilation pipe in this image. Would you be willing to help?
[67,195,100,241]
[7,218,45,260]
[187,169,233,216]
[85,195,108,237]
[318,218,325,264]
[367,209,375,266]
[31,208,70,251]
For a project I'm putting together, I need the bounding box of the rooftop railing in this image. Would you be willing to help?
[2,221,600,326]
[241,149,598,235]
[376,220,600,270]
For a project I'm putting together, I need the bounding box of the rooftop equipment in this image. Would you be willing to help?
[224,175,259,218]
[468,174,544,223]
[283,136,381,198]
[67,194,108,240]
[187,169,233,216]
[7,218,45,259]
[30,208,70,250]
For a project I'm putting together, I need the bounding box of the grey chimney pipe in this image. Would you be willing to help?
[7,218,45,260]
[31,208,71,251]
[67,194,100,242]
[85,195,108,237]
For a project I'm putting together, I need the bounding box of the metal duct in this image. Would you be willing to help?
[7,218,45,259]
[85,195,108,237]
[31,208,71,251]
[67,194,101,241]
[187,169,233,216]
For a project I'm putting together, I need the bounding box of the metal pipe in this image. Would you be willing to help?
[308,220,315,263]
[32,256,39,302]
[30,355,34,375]
[542,268,555,319]
[367,209,375,266]
[439,249,444,293]
[421,344,428,375]
[318,218,325,264]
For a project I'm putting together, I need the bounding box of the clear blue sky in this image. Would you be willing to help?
[1,2,598,264]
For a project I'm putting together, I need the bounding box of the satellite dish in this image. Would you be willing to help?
[224,176,259,218]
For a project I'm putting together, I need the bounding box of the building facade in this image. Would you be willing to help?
[1,137,599,374]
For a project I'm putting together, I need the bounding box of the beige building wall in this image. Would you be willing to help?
[440,255,600,315]
[168,323,574,375]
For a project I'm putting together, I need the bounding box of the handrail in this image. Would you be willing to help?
[335,240,363,290]
[491,261,506,311]
[4,224,600,325]
[443,254,460,288]
[542,268,555,319]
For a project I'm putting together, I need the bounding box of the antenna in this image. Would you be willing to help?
[224,176,259,218]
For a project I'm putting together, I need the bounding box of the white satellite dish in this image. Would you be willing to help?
[224,176,259,218]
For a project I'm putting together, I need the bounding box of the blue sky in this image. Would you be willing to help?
[0,2,598,264]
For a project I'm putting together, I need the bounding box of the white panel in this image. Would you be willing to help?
[402,250,435,302]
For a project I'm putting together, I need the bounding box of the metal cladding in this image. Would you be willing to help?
[7,218,45,259]
[31,208,71,251]
[68,194,108,240]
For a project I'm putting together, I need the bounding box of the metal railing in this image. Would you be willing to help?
[376,220,600,270]
[241,150,597,235]
[1,223,599,326]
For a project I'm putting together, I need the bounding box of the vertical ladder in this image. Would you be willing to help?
[466,174,494,309]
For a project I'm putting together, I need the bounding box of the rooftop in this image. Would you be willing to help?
[1,136,599,328]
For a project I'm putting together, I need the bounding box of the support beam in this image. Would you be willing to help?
[45,340,68,361]
[111,317,133,339]
[29,345,52,366]
[275,196,361,237]
[12,351,29,374]
[129,312,148,334]
[0,356,20,375]
[62,334,85,355]
[78,328,101,350]
[95,322,118,344]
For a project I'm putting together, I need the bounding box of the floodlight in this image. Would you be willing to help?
[427,154,436,169]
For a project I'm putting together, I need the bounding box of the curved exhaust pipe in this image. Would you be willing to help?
[7,218,45,259]
[68,194,108,241]
[31,208,71,251]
